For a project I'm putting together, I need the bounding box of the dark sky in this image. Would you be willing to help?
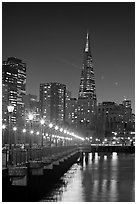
[2,2,135,113]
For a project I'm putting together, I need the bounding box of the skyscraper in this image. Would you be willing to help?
[2,57,26,126]
[77,32,97,137]
[39,82,66,124]
[78,32,96,100]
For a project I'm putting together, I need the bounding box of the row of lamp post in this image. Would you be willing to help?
[4,104,84,166]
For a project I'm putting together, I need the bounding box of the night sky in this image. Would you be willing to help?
[2,2,135,113]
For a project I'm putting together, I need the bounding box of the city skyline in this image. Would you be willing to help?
[2,2,135,112]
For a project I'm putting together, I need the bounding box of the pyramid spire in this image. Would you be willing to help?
[85,31,90,53]
[78,32,96,100]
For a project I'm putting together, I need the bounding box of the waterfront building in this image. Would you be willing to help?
[97,100,135,139]
[77,32,97,137]
[39,82,66,124]
[2,57,26,126]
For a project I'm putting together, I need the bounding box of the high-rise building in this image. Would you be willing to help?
[77,32,97,137]
[39,82,66,124]
[65,97,78,128]
[65,90,71,124]
[2,57,26,126]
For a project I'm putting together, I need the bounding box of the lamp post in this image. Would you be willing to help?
[55,125,59,146]
[40,119,45,148]
[28,113,34,160]
[13,126,17,146]
[2,124,6,147]
[22,128,26,146]
[49,123,53,147]
[28,113,34,148]
[7,104,14,165]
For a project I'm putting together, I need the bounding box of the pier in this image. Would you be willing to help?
[2,144,135,201]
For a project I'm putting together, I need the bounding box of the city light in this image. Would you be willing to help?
[60,128,63,132]
[22,128,26,133]
[70,132,85,141]
[7,104,14,113]
[40,119,45,125]
[36,131,39,135]
[49,123,53,128]
[13,127,17,131]
[2,124,6,129]
[30,130,34,134]
[28,113,34,121]
[55,125,59,130]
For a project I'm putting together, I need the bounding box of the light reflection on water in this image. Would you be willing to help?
[40,152,135,202]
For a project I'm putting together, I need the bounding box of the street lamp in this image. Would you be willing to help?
[22,128,26,145]
[7,104,14,165]
[2,124,6,146]
[49,123,53,146]
[60,128,63,132]
[49,123,53,128]
[40,119,45,147]
[28,113,34,160]
[55,125,59,130]
[28,113,34,149]
[13,126,17,145]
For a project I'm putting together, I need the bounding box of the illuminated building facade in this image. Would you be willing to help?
[77,32,97,136]
[39,82,66,124]
[2,57,26,125]
[65,97,78,128]
[65,90,71,124]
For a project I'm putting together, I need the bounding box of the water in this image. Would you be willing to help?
[39,153,135,202]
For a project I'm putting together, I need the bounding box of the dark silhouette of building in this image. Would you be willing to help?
[39,82,66,124]
[97,100,135,139]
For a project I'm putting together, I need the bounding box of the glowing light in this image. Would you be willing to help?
[30,130,34,134]
[2,124,6,129]
[28,113,34,121]
[60,128,63,132]
[7,104,14,113]
[49,123,53,128]
[13,127,17,131]
[70,132,85,141]
[22,128,26,133]
[40,119,45,125]
[55,125,59,130]
[36,131,39,135]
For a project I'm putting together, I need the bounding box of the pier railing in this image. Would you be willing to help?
[2,145,79,167]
